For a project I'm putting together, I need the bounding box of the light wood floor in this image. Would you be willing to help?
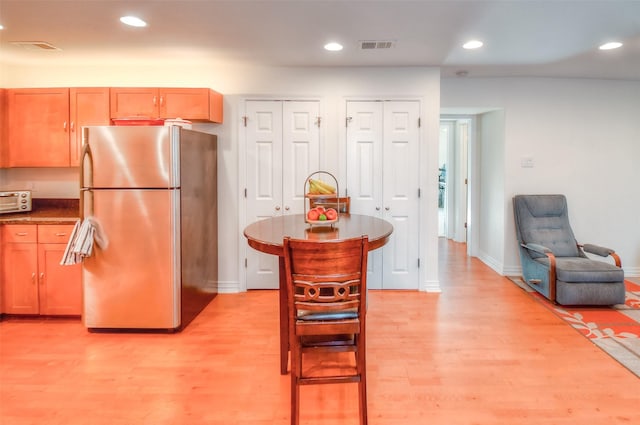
[1,239,639,425]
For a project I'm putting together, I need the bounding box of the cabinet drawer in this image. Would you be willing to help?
[2,224,37,243]
[38,225,75,244]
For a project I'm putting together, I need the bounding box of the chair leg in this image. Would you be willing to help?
[291,342,301,425]
[357,336,368,425]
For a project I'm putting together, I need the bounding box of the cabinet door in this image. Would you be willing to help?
[7,88,70,167]
[38,243,81,315]
[0,89,6,167]
[110,87,159,118]
[159,88,210,119]
[2,242,39,314]
[37,225,82,315]
[69,88,110,166]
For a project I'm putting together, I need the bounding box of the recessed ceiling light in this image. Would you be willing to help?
[463,40,483,49]
[599,41,622,50]
[324,42,343,52]
[120,16,147,27]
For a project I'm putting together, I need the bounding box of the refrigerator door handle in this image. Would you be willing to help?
[80,127,95,219]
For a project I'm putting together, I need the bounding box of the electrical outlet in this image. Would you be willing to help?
[521,157,535,168]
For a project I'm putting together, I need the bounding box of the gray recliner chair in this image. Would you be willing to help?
[513,194,625,305]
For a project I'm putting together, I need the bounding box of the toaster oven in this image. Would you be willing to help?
[0,190,32,214]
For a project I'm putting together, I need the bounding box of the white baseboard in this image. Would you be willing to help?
[477,251,503,275]
[421,279,442,292]
[216,281,241,294]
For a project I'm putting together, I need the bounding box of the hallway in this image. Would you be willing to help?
[1,239,639,424]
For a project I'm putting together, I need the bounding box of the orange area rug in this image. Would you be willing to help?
[509,277,640,377]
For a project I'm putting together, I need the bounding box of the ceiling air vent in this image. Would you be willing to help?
[360,40,394,50]
[11,41,61,51]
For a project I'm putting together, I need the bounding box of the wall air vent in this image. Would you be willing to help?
[360,40,394,50]
[10,41,61,51]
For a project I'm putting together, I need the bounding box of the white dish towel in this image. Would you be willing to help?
[60,217,108,265]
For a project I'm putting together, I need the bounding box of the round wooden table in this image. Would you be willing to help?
[244,213,393,374]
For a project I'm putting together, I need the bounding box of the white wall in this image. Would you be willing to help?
[0,61,442,292]
[476,109,506,272]
[442,77,640,277]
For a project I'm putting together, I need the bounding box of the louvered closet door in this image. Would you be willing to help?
[346,100,420,290]
[245,100,320,289]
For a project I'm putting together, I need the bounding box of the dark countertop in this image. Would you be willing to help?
[0,199,80,225]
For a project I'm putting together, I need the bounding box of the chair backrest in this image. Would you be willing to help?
[513,194,580,258]
[309,196,351,213]
[283,235,368,323]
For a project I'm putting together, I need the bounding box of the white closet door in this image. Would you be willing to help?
[346,100,420,290]
[382,101,421,289]
[245,100,283,289]
[282,101,320,215]
[245,100,320,289]
[246,101,283,221]
[346,101,384,288]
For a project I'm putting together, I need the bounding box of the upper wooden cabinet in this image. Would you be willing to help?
[110,87,223,123]
[0,89,6,167]
[2,86,222,168]
[6,87,110,167]
[7,88,70,167]
[69,88,111,166]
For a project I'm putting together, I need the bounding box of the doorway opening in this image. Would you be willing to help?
[439,116,472,252]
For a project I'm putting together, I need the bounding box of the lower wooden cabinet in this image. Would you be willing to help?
[1,224,81,315]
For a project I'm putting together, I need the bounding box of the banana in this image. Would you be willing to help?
[308,180,321,194]
[309,178,336,194]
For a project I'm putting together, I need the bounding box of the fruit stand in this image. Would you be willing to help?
[304,171,340,227]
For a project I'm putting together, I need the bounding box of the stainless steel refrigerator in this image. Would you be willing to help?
[80,125,217,331]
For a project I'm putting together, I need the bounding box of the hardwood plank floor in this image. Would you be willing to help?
[1,239,639,424]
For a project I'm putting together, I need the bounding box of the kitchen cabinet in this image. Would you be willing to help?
[6,87,110,167]
[0,89,6,167]
[69,88,111,166]
[7,88,70,167]
[1,224,81,315]
[110,87,223,123]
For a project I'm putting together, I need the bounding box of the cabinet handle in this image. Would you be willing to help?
[284,206,290,211]
[375,207,381,211]
[275,206,281,211]
[63,121,68,131]
[55,233,67,237]
[39,273,45,284]
[32,273,36,284]
[70,121,75,132]
[15,232,29,236]
[385,207,390,211]
[160,96,164,106]
[153,96,157,106]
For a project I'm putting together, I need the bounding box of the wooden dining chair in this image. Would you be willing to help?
[283,235,369,425]
[309,196,350,213]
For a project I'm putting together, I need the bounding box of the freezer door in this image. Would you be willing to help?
[81,126,179,189]
[82,189,181,329]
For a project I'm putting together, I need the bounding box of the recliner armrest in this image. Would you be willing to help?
[521,243,552,255]
[582,243,613,257]
[581,244,622,267]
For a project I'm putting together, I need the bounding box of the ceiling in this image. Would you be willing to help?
[1,0,639,80]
